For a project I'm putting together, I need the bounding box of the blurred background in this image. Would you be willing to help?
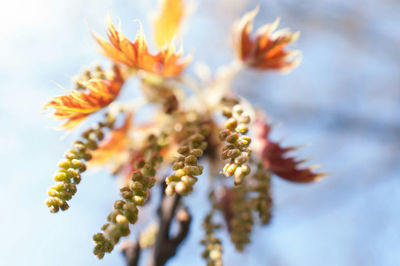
[1,0,399,265]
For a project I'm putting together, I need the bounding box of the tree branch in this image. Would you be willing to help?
[121,183,192,266]
[150,184,192,266]
[121,240,141,266]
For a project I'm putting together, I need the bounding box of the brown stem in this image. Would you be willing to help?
[121,240,141,266]
[122,183,192,266]
[150,183,192,266]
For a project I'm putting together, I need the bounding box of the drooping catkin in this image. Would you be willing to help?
[220,100,252,185]
[229,183,254,251]
[165,120,211,196]
[45,112,116,213]
[251,163,273,225]
[93,133,163,259]
[200,210,223,266]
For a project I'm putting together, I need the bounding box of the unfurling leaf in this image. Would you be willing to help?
[43,66,124,130]
[89,112,133,167]
[254,116,326,183]
[93,18,191,78]
[153,0,186,48]
[233,8,301,72]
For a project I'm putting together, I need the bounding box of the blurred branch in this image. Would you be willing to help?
[121,240,141,266]
[122,183,192,266]
[150,184,192,266]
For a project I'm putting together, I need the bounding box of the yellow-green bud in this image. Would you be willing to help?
[116,214,128,225]
[232,104,243,115]
[223,163,238,177]
[57,159,71,169]
[165,184,175,196]
[225,118,237,131]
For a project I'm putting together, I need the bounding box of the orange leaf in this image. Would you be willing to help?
[93,18,190,78]
[89,112,133,167]
[153,0,185,48]
[43,66,124,130]
[233,8,301,72]
[254,116,326,183]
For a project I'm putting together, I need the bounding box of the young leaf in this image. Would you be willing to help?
[93,18,191,77]
[254,116,326,183]
[233,8,301,72]
[43,66,124,130]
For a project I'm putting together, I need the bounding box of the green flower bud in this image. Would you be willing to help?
[225,118,237,131]
[222,106,232,118]
[227,149,241,158]
[165,184,175,196]
[239,113,250,124]
[71,159,83,169]
[129,181,143,192]
[181,175,197,186]
[114,200,125,209]
[219,129,231,140]
[236,124,248,134]
[175,169,186,178]
[174,181,188,194]
[226,133,239,143]
[172,161,184,170]
[223,163,237,177]
[232,104,243,115]
[184,165,202,175]
[133,196,145,206]
[190,148,203,157]
[57,159,71,169]
[177,145,190,155]
[53,172,68,182]
[185,155,198,165]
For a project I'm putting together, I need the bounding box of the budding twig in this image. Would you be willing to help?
[220,99,252,185]
[93,133,164,259]
[201,206,223,266]
[45,112,116,213]
[165,118,211,196]
[250,163,273,225]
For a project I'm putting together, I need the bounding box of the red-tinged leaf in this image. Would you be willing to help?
[43,66,124,130]
[254,116,326,183]
[233,8,301,72]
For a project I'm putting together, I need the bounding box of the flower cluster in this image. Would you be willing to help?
[45,112,116,213]
[220,101,252,185]
[201,210,223,266]
[250,163,273,225]
[227,184,254,251]
[93,133,163,258]
[165,120,210,196]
